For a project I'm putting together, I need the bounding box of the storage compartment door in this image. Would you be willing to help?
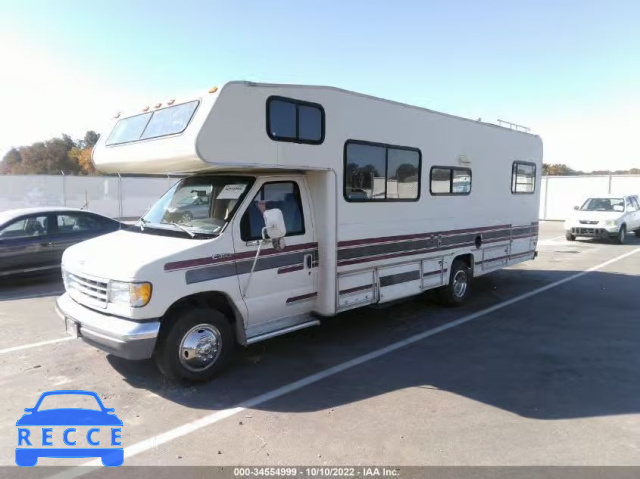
[378,262,422,303]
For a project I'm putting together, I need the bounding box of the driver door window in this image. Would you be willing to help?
[240,182,305,241]
[0,215,49,239]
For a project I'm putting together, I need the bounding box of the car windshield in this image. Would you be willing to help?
[139,176,254,237]
[580,197,625,212]
[36,393,102,411]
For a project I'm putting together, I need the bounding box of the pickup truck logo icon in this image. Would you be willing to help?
[15,390,123,467]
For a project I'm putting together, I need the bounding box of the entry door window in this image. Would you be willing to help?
[240,182,305,241]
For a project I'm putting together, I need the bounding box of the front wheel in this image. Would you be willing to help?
[615,225,626,245]
[565,232,576,241]
[437,260,471,306]
[155,308,235,382]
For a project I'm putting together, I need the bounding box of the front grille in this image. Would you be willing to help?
[572,227,604,236]
[579,220,598,225]
[67,271,109,309]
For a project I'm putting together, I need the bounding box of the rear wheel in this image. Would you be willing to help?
[437,260,471,306]
[615,225,626,245]
[565,232,576,241]
[155,307,234,382]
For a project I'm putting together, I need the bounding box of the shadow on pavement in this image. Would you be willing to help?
[108,264,640,421]
[0,271,63,301]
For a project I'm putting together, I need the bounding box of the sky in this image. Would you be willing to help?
[0,0,639,171]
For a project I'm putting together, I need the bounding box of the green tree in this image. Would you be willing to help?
[84,130,100,148]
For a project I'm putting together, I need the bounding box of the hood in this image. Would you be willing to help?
[62,229,210,280]
[570,210,624,222]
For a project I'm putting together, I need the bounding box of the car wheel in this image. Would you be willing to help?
[155,308,234,383]
[436,260,471,306]
[565,232,576,241]
[615,225,626,245]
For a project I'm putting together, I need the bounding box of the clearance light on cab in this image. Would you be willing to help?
[109,281,152,308]
[167,99,175,105]
[209,86,218,93]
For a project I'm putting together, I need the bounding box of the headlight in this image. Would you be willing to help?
[605,220,618,227]
[108,281,152,307]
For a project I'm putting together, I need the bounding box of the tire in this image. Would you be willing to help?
[615,225,626,245]
[436,260,471,306]
[634,229,640,237]
[155,307,234,383]
[565,232,576,241]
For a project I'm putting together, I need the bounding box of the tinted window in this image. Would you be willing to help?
[268,100,297,139]
[106,112,152,145]
[140,101,199,140]
[267,97,324,144]
[430,168,452,194]
[57,214,104,235]
[298,105,322,142]
[0,215,49,239]
[512,162,536,194]
[387,148,420,200]
[344,143,387,200]
[241,182,306,241]
[106,101,199,146]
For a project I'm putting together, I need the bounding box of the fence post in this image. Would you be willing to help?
[61,170,66,206]
[117,174,123,219]
[607,174,612,194]
[542,176,549,221]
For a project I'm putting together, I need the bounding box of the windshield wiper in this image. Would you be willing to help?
[166,222,195,238]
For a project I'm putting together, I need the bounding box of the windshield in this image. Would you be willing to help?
[139,176,254,237]
[580,197,625,212]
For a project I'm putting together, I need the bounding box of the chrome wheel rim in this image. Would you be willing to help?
[453,270,468,298]
[179,324,222,372]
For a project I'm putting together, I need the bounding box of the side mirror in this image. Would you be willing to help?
[262,209,286,239]
[573,206,579,210]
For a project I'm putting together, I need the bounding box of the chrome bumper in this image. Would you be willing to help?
[55,292,160,360]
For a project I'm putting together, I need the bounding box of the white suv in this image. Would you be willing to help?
[565,194,640,244]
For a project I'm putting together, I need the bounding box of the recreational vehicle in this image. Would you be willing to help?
[56,82,542,381]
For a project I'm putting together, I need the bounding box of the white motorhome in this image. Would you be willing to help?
[56,81,543,382]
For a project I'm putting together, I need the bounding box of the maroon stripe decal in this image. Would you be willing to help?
[165,242,318,271]
[278,264,304,275]
[286,292,318,304]
[338,224,511,248]
[477,250,535,265]
[339,284,373,296]
[338,242,475,266]
[423,268,448,277]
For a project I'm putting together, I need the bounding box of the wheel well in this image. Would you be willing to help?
[453,253,474,275]
[163,291,238,326]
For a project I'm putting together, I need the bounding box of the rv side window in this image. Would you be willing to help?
[429,167,472,195]
[511,161,536,194]
[240,181,306,241]
[267,97,325,145]
[344,140,421,202]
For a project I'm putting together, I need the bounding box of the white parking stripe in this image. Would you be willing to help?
[0,336,73,355]
[49,247,639,475]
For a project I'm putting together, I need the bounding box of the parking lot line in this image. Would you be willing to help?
[0,336,73,355]
[40,246,635,473]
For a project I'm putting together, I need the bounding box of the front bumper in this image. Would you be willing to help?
[55,292,160,360]
[568,226,617,238]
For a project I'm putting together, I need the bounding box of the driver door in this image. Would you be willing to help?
[232,178,318,339]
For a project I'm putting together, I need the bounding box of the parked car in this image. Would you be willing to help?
[564,194,640,243]
[0,207,122,278]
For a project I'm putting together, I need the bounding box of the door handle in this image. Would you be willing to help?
[304,254,313,269]
[40,242,54,247]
